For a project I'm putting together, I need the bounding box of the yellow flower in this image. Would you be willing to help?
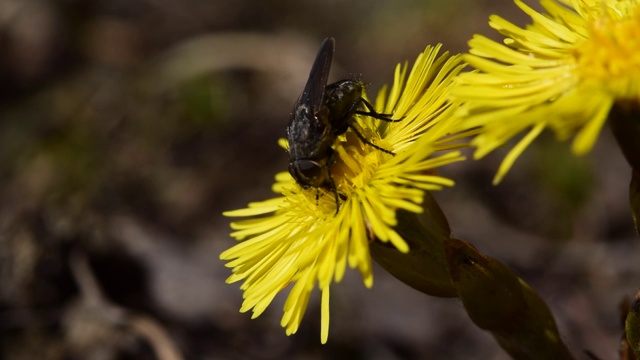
[453,0,640,183]
[220,44,467,343]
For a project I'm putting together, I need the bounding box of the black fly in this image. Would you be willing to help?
[286,37,402,212]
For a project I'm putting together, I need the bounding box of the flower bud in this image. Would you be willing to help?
[369,192,456,297]
[609,100,640,173]
[626,290,640,358]
[445,238,573,359]
[631,170,640,235]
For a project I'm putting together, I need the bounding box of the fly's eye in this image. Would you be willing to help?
[289,160,326,188]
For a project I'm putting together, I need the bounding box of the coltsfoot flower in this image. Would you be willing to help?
[220,44,467,343]
[453,0,640,183]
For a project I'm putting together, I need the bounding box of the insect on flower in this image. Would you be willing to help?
[287,37,403,210]
[222,41,467,344]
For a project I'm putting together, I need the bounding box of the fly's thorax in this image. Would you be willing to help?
[324,79,366,134]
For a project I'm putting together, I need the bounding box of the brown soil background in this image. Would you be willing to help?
[0,1,638,359]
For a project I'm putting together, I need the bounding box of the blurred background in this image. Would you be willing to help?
[0,0,638,359]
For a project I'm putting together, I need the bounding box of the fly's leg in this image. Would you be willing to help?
[325,150,341,214]
[355,98,405,122]
[342,98,400,156]
[348,123,395,155]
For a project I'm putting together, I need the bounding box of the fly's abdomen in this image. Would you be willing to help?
[286,105,334,161]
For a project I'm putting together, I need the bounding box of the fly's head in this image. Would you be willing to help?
[288,157,330,189]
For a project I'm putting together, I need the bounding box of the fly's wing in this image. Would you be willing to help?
[287,37,335,159]
[299,37,334,114]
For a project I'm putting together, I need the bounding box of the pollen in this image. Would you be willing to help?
[330,129,387,194]
[576,8,640,97]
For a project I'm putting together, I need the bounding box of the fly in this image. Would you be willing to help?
[286,37,402,211]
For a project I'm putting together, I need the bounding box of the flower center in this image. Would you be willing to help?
[330,126,388,197]
[286,124,391,217]
[576,7,640,97]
